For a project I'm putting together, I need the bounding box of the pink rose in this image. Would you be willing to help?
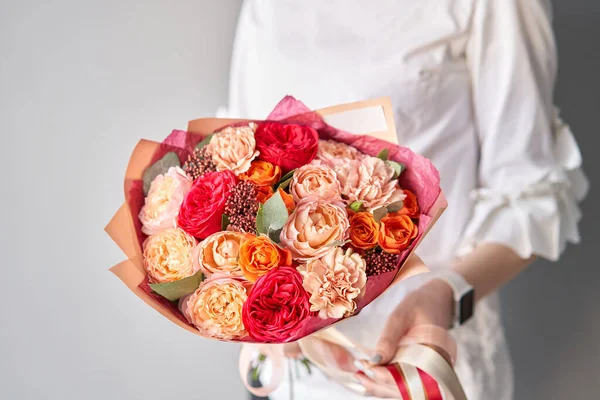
[299,247,367,319]
[207,123,260,175]
[316,140,364,168]
[289,163,342,203]
[139,166,192,235]
[280,197,349,261]
[142,227,198,283]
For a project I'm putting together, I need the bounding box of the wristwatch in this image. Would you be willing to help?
[435,270,475,328]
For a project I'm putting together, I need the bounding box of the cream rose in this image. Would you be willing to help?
[316,140,364,168]
[335,156,406,211]
[208,123,259,175]
[195,231,248,277]
[280,197,349,261]
[299,247,367,319]
[139,166,192,235]
[142,227,198,283]
[289,163,342,203]
[180,274,249,339]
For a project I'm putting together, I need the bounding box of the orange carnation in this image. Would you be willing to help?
[256,185,274,203]
[265,188,296,215]
[239,235,293,282]
[239,160,281,187]
[349,212,379,250]
[378,214,418,254]
[397,189,419,218]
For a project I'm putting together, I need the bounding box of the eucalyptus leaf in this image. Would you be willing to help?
[221,214,230,230]
[142,152,181,195]
[386,200,405,213]
[376,148,389,161]
[149,270,204,301]
[349,201,364,213]
[195,133,214,150]
[255,191,288,244]
[372,206,389,223]
[386,160,405,180]
[275,169,296,190]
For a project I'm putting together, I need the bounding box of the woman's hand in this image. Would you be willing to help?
[355,278,455,398]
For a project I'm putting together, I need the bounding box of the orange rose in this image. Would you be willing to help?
[239,160,281,186]
[378,214,418,254]
[349,212,379,250]
[397,189,419,219]
[265,188,296,215]
[239,236,293,282]
[256,185,274,203]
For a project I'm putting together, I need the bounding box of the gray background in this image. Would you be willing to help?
[0,1,597,399]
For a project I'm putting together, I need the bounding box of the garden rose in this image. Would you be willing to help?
[238,235,292,282]
[255,185,274,204]
[280,198,349,261]
[180,274,250,339]
[195,231,249,277]
[208,123,259,175]
[239,160,281,187]
[299,247,367,319]
[255,122,319,173]
[316,140,363,168]
[178,170,237,239]
[348,212,379,250]
[397,188,420,218]
[290,163,341,203]
[142,227,197,283]
[139,166,192,235]
[242,267,310,342]
[335,156,406,211]
[378,214,418,254]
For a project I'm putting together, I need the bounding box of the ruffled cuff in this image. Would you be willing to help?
[457,111,589,261]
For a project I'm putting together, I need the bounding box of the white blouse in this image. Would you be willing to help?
[220,0,588,398]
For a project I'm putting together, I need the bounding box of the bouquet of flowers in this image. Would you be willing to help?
[106,97,465,399]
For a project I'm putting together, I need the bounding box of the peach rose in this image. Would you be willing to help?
[239,160,281,186]
[180,274,249,339]
[208,123,259,175]
[238,236,292,282]
[397,189,420,218]
[349,212,379,250]
[280,198,349,261]
[299,247,367,319]
[142,227,197,283]
[256,185,274,203]
[316,140,364,168]
[378,214,418,254]
[290,163,342,203]
[335,156,406,211]
[139,166,192,235]
[264,188,296,214]
[195,231,248,277]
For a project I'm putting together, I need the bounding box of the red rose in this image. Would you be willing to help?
[255,122,319,173]
[242,266,311,342]
[178,170,237,239]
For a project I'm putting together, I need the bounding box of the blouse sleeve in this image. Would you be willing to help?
[457,0,589,261]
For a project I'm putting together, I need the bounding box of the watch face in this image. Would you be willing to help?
[459,289,475,324]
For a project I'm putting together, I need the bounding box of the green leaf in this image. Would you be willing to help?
[221,214,230,230]
[195,133,214,150]
[376,149,389,161]
[256,191,289,244]
[142,152,180,195]
[149,270,204,301]
[386,160,405,180]
[349,201,364,213]
[301,358,312,375]
[386,200,404,213]
[372,206,389,223]
[274,169,296,190]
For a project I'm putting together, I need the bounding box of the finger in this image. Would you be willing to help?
[372,305,413,365]
[355,372,400,399]
[358,361,395,386]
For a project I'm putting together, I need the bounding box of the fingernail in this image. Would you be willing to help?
[364,369,375,379]
[353,360,363,371]
[370,354,382,364]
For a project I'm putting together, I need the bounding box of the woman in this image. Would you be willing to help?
[220,0,588,398]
